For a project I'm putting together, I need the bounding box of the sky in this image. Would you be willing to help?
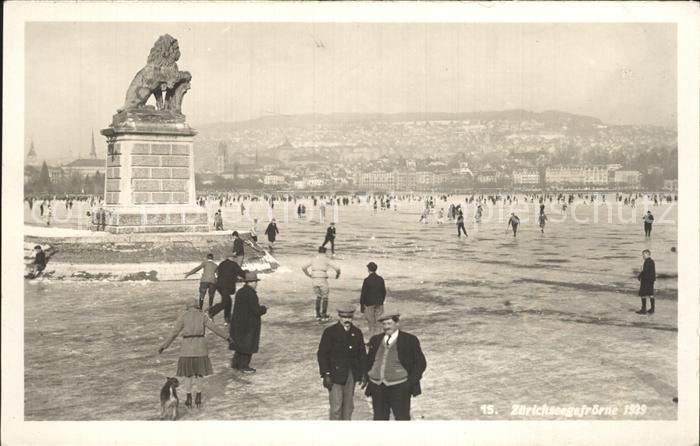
[24,22,676,160]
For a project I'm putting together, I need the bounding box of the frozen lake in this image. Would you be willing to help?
[24,195,678,420]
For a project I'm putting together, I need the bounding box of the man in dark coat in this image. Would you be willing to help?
[231,231,245,263]
[229,271,267,373]
[209,255,246,323]
[365,310,426,421]
[317,303,367,420]
[636,249,656,314]
[264,218,279,252]
[321,222,336,254]
[507,213,520,237]
[456,211,467,237]
[360,262,387,337]
[27,245,48,279]
[643,211,655,238]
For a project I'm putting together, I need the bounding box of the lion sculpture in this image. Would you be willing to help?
[119,34,191,114]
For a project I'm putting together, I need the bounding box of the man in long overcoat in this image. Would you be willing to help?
[636,249,657,314]
[264,218,279,252]
[229,271,267,373]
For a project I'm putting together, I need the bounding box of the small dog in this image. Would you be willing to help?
[160,377,179,420]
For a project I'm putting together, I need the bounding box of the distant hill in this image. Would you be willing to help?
[196,110,604,133]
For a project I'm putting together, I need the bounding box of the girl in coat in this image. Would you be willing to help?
[159,298,230,408]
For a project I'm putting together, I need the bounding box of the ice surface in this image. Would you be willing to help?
[23,195,678,420]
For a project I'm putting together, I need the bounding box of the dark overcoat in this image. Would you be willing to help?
[638,257,656,296]
[232,237,245,257]
[265,223,279,242]
[317,322,367,384]
[360,273,386,310]
[365,330,426,397]
[229,284,267,354]
[216,259,246,293]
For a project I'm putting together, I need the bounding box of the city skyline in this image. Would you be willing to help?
[25,22,676,160]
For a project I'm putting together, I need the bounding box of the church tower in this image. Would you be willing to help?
[26,139,39,166]
[90,129,98,158]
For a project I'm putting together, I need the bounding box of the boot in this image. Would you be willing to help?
[185,393,192,409]
[635,298,647,314]
[321,298,329,319]
[647,298,655,314]
[195,392,202,408]
[315,299,322,320]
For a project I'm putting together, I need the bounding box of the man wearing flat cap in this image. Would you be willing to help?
[317,303,367,420]
[365,310,426,420]
[360,261,386,337]
[229,271,267,374]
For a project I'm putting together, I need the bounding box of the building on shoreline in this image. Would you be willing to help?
[545,166,609,186]
[512,169,540,185]
[613,170,642,187]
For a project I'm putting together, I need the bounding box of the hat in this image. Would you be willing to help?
[378,309,400,322]
[243,271,261,282]
[186,298,199,309]
[330,222,335,225]
[336,303,356,316]
[366,262,378,272]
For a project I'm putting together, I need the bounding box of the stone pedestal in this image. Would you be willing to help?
[99,109,208,234]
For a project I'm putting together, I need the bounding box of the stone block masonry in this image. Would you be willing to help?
[151,168,172,179]
[171,168,190,179]
[171,144,189,155]
[132,155,160,167]
[161,179,188,192]
[132,179,161,192]
[150,144,171,155]
[118,142,194,205]
[132,167,150,179]
[161,156,189,167]
[106,179,121,192]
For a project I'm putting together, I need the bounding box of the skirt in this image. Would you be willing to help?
[176,356,214,377]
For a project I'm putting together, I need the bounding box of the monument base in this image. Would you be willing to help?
[100,108,208,234]
[96,205,209,234]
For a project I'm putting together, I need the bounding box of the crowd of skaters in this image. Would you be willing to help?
[23,187,673,419]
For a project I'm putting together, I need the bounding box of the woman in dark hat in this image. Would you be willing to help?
[159,298,231,408]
